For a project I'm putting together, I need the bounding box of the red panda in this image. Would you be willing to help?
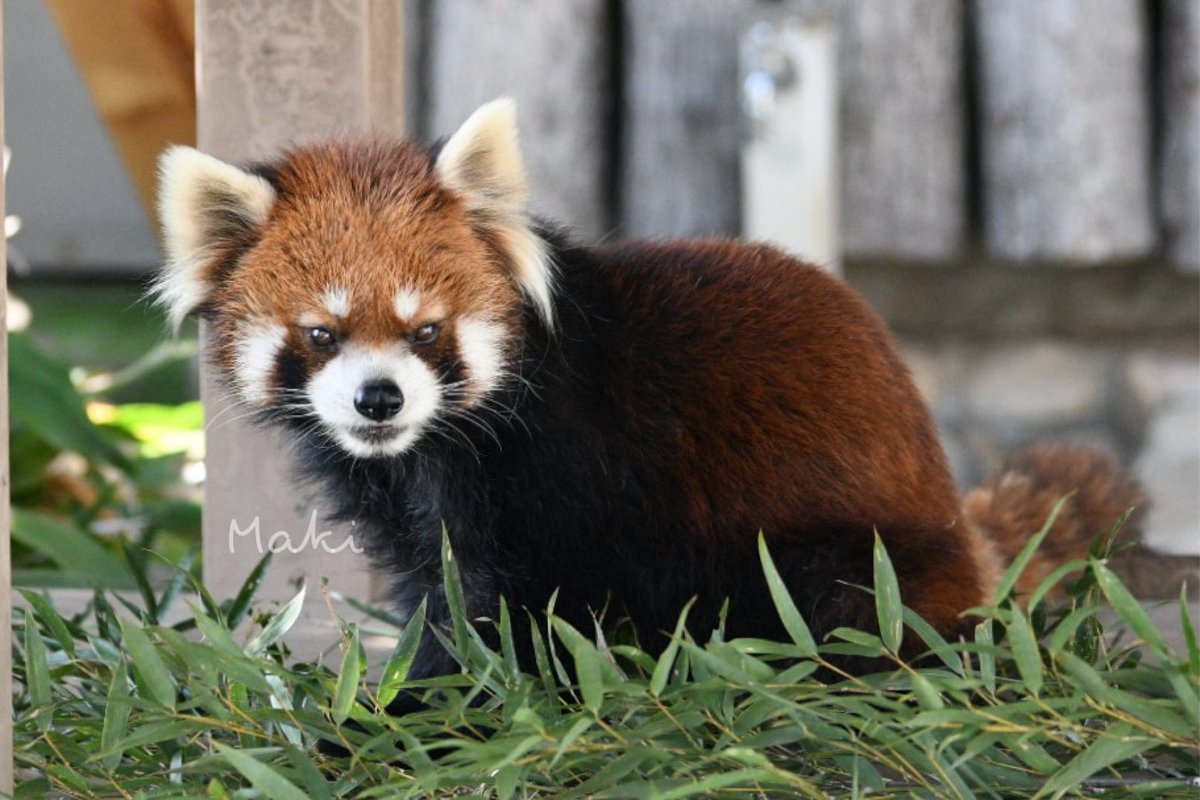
[154,98,1142,691]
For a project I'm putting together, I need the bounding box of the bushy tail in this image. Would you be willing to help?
[962,444,1146,600]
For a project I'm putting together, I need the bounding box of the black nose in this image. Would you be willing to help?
[354,380,404,421]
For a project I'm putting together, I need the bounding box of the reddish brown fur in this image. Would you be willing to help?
[204,141,523,381]
[963,444,1146,599]
[597,240,985,633]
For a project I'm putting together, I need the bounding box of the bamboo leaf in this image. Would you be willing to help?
[1000,734,1060,775]
[655,769,780,799]
[23,609,52,713]
[18,589,77,659]
[1181,585,1199,678]
[11,510,135,590]
[157,545,197,618]
[8,332,129,469]
[441,530,471,660]
[527,611,559,706]
[909,672,944,711]
[758,533,817,656]
[376,598,426,709]
[552,617,604,712]
[1039,723,1158,797]
[551,716,595,768]
[284,744,334,800]
[1026,558,1090,611]
[1092,560,1171,659]
[975,620,996,695]
[1054,651,1108,699]
[215,744,310,800]
[118,618,176,709]
[901,607,960,674]
[498,596,520,677]
[189,603,243,656]
[226,552,274,630]
[120,539,159,622]
[1006,605,1043,696]
[1046,606,1103,654]
[994,495,1069,603]
[873,533,904,654]
[332,623,362,725]
[244,584,307,657]
[98,661,132,770]
[651,598,694,697]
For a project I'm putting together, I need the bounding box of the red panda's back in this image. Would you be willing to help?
[593,239,961,540]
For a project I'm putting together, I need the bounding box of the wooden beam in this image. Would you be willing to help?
[1,0,12,790]
[43,0,196,222]
[196,0,405,614]
[424,0,612,240]
[973,0,1155,263]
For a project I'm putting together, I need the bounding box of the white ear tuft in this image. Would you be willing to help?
[153,145,276,331]
[436,98,527,210]
[436,98,555,327]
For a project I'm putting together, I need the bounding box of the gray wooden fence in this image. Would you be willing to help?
[405,0,1198,272]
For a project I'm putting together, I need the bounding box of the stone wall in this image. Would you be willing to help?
[905,342,1198,556]
[848,260,1199,590]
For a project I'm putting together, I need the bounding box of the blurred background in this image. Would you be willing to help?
[5,1,1197,599]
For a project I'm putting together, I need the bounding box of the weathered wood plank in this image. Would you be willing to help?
[1,3,12,791]
[837,0,965,260]
[973,0,1155,262]
[196,0,406,609]
[424,0,611,239]
[1161,0,1200,272]
[621,0,966,260]
[620,0,749,239]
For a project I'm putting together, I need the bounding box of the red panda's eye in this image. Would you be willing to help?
[309,327,336,349]
[410,322,441,346]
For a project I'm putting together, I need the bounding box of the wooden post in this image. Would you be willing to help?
[196,0,405,612]
[1161,0,1199,273]
[424,0,612,240]
[1,1,12,791]
[973,0,1155,262]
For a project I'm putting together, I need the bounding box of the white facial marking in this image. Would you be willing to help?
[234,321,287,405]
[322,287,350,318]
[394,288,421,322]
[456,317,507,399]
[308,343,442,457]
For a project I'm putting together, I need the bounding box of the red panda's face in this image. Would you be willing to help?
[154,99,553,458]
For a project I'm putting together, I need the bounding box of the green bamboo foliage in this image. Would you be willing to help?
[10,526,1199,798]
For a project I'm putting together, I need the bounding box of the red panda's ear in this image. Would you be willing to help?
[154,146,276,332]
[436,98,555,327]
